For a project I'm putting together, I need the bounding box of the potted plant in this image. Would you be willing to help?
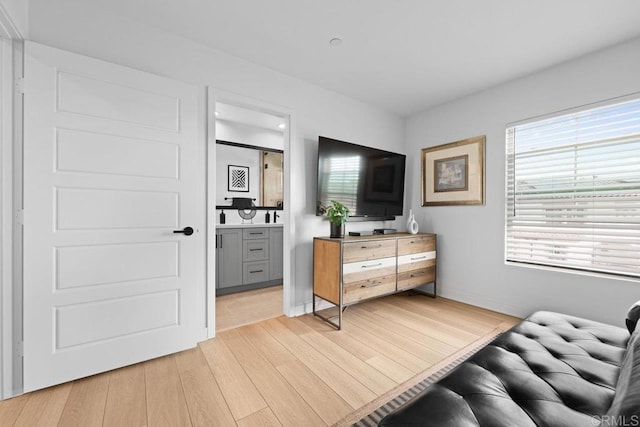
[324,200,350,238]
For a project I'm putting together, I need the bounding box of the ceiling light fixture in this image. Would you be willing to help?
[329,38,343,47]
[278,123,286,130]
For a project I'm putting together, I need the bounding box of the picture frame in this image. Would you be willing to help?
[228,165,249,192]
[421,136,485,206]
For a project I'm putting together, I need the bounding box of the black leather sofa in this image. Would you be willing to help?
[379,310,640,427]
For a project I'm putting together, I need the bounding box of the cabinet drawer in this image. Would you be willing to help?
[243,228,269,239]
[243,261,270,284]
[343,239,396,264]
[243,239,269,261]
[343,256,396,284]
[397,267,436,291]
[344,273,396,304]
[397,251,436,273]
[398,235,435,256]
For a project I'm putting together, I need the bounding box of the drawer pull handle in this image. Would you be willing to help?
[361,280,381,288]
[362,244,382,249]
[249,232,262,235]
[249,269,264,273]
[361,263,382,269]
[249,248,263,252]
[411,256,427,261]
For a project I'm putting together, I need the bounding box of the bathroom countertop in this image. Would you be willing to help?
[216,223,283,229]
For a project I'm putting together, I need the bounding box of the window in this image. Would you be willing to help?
[506,96,640,278]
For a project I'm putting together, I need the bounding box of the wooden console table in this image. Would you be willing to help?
[313,232,436,329]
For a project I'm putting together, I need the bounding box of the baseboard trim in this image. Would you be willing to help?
[439,287,527,319]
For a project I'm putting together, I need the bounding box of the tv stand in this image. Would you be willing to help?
[312,232,437,330]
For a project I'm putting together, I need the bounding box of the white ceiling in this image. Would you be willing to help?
[70,0,640,116]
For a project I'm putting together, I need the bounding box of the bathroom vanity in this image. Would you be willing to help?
[215,223,283,295]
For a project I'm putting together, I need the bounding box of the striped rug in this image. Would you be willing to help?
[333,329,503,427]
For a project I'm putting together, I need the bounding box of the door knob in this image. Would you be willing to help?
[173,227,194,236]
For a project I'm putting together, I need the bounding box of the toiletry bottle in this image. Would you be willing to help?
[265,210,271,223]
[220,210,226,224]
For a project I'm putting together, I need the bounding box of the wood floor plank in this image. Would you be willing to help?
[297,315,415,383]
[13,383,72,427]
[384,295,503,332]
[363,301,480,347]
[144,355,192,427]
[0,393,36,426]
[263,318,377,409]
[350,304,457,355]
[58,373,110,427]
[237,407,282,427]
[365,355,416,383]
[179,365,237,427]
[340,320,428,373]
[284,316,398,394]
[276,359,352,425]
[346,309,452,364]
[199,333,268,420]
[240,322,297,368]
[103,364,146,427]
[174,346,209,374]
[217,285,283,332]
[220,329,326,427]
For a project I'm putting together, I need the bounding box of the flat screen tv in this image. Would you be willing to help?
[316,136,406,220]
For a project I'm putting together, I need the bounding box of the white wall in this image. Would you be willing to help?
[27,0,405,307]
[406,36,640,326]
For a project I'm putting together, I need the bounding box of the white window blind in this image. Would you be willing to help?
[506,97,640,278]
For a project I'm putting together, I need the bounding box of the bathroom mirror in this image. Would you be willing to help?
[216,140,284,209]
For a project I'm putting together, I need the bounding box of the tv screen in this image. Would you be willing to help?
[316,136,406,219]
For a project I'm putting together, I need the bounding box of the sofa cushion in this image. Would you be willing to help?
[605,329,640,423]
[379,311,630,427]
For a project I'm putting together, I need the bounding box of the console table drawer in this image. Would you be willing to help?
[343,239,396,264]
[398,235,435,256]
[344,273,396,304]
[397,267,436,291]
[397,251,436,273]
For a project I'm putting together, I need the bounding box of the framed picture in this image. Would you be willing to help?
[228,165,249,192]
[421,136,485,206]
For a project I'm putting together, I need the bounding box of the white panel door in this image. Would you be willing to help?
[23,42,206,392]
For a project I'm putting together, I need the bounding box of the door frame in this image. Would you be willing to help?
[0,2,24,399]
[206,88,295,338]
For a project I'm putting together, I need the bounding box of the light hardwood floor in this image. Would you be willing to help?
[216,285,283,332]
[0,294,519,427]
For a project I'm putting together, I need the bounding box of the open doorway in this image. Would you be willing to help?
[211,101,288,332]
